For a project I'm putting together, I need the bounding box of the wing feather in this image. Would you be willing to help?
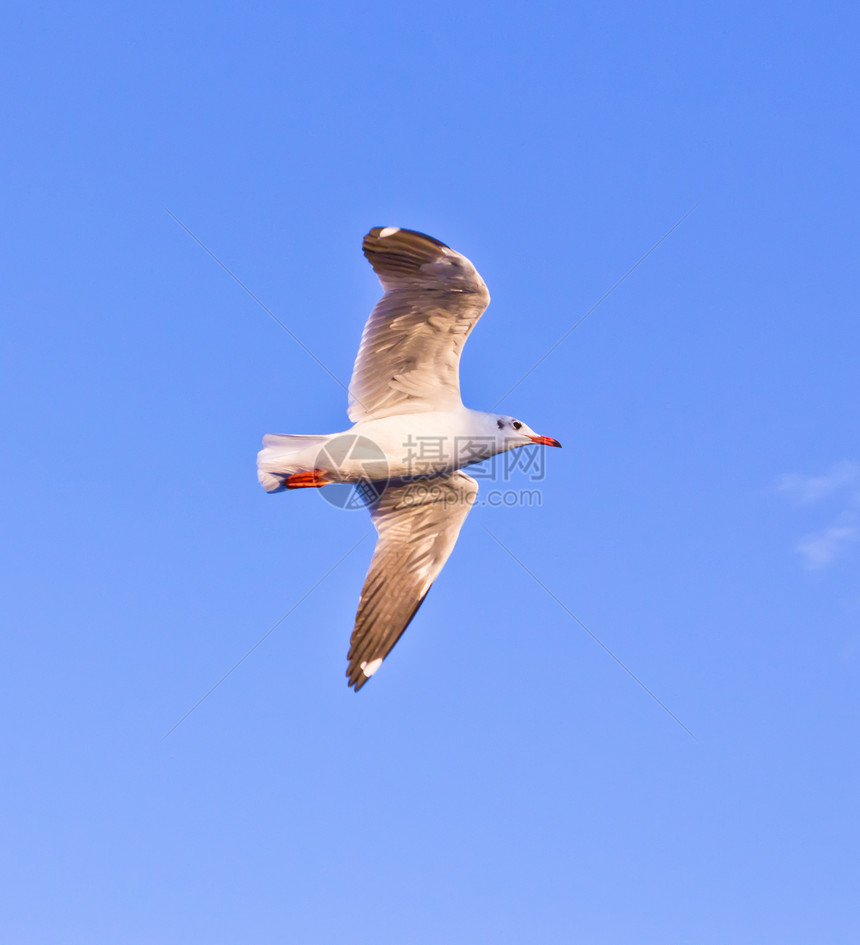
[346,471,479,690]
[348,228,490,422]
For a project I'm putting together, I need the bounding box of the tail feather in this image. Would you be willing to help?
[257,433,331,493]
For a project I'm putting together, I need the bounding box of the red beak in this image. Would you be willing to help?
[528,435,562,448]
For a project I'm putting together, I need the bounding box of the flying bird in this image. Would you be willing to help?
[258,227,561,690]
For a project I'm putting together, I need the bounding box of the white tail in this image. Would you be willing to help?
[257,433,331,493]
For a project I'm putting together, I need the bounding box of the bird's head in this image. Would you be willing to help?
[492,414,562,450]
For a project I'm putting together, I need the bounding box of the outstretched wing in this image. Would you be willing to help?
[348,227,491,422]
[346,471,479,691]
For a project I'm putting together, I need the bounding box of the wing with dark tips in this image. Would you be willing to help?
[346,471,479,690]
[348,227,491,422]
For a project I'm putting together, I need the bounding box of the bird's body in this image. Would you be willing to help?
[258,226,560,689]
[259,407,534,485]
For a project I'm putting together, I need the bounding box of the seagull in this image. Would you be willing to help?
[258,227,561,690]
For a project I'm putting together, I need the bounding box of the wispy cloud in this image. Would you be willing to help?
[777,460,860,505]
[796,516,859,570]
[777,461,860,570]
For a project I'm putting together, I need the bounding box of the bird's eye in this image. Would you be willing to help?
[512,420,522,430]
[497,419,504,429]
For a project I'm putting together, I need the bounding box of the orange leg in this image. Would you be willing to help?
[284,469,333,489]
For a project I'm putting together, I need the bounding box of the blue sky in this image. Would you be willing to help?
[2,1,858,942]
